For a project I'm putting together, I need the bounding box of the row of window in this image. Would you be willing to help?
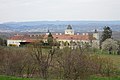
[8,41,20,44]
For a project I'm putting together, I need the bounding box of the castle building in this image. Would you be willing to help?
[7,25,100,48]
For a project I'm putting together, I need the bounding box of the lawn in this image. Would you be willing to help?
[1,75,120,80]
[90,76,120,80]
[0,75,33,80]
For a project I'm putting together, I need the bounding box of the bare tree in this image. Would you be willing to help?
[28,41,56,79]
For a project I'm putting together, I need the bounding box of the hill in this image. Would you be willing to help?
[0,21,120,32]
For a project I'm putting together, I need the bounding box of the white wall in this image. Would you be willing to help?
[65,30,74,35]
[7,40,26,46]
[93,33,100,40]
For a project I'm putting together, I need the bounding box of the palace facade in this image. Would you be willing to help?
[7,25,100,48]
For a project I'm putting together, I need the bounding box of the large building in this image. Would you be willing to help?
[7,25,100,48]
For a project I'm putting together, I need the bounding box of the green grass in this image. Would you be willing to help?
[1,75,120,80]
[0,75,57,80]
[0,75,33,80]
[90,76,120,80]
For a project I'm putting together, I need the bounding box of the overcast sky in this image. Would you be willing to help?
[0,0,120,22]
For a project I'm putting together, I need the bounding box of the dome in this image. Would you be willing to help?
[67,25,72,29]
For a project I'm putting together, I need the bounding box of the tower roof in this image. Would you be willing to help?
[67,25,72,29]
[94,29,98,33]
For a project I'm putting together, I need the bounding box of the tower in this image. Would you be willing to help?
[92,29,100,48]
[65,25,74,35]
[46,29,50,35]
[93,29,99,40]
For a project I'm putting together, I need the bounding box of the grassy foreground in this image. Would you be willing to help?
[1,75,120,80]
[0,75,33,80]
[0,51,120,80]
[90,76,120,80]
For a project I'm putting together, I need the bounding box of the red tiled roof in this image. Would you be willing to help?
[8,34,96,42]
[44,34,96,40]
[8,35,42,41]
[25,39,36,42]
[9,35,25,40]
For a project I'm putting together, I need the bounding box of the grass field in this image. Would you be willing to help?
[99,54,120,70]
[1,75,120,80]
[0,75,34,80]
[90,76,120,80]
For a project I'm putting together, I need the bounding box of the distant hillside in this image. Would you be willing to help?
[0,21,120,32]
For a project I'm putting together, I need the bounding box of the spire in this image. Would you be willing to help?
[47,29,50,33]
[46,29,50,35]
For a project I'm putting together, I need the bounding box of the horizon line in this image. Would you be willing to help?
[1,20,120,24]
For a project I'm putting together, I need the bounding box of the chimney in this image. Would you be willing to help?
[60,33,62,35]
[82,33,85,35]
[86,33,88,35]
[77,33,79,35]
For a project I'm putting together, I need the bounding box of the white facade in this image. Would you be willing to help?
[7,40,26,46]
[92,31,100,48]
[65,29,74,35]
[93,33,100,40]
[65,25,74,35]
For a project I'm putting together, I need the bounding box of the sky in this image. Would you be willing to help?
[0,0,120,22]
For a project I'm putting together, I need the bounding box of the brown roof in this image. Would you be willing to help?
[8,34,96,42]
[8,35,42,41]
[44,34,96,40]
[9,35,25,40]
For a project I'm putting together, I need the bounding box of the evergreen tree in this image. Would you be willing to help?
[0,37,6,46]
[47,32,53,46]
[101,26,112,42]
